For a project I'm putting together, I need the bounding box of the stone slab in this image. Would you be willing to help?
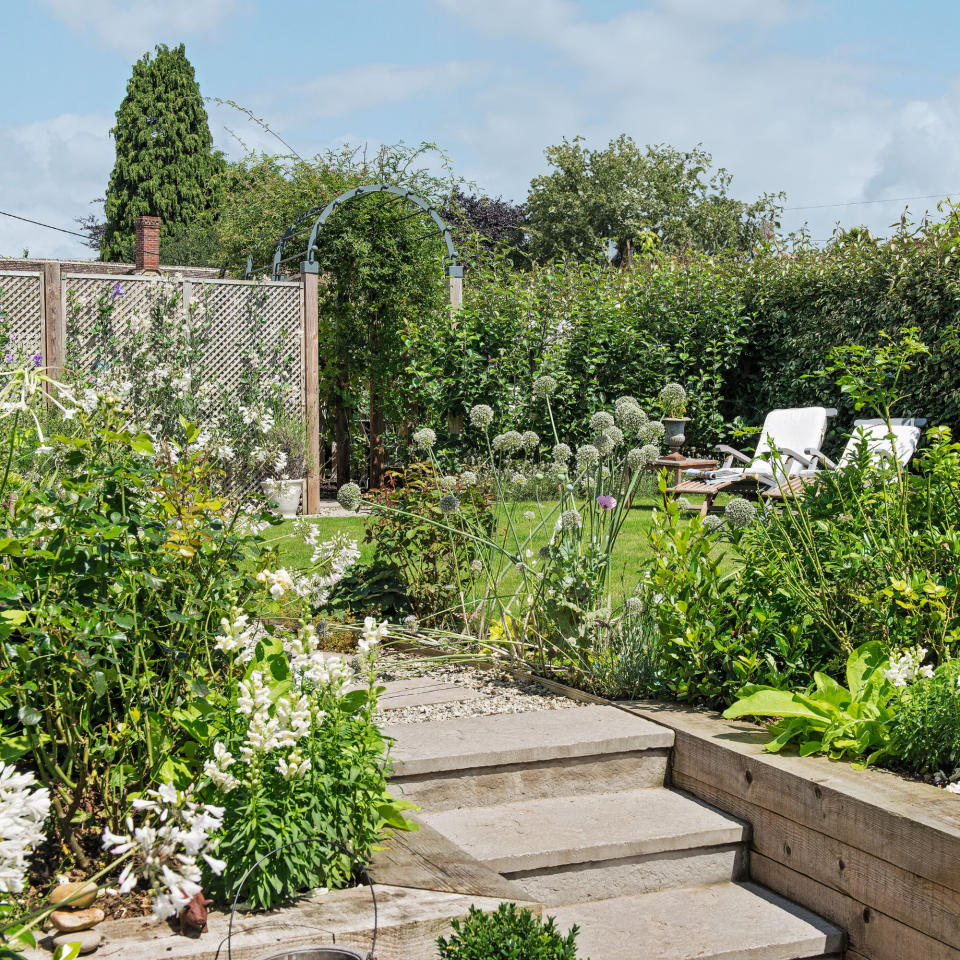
[392,750,670,811]
[419,787,747,873]
[550,881,844,960]
[26,885,534,960]
[377,677,483,711]
[383,704,674,776]
[507,844,747,906]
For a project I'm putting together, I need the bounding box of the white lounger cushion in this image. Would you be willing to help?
[837,422,922,468]
[749,407,831,478]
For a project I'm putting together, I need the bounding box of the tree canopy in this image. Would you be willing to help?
[525,135,783,266]
[102,44,225,262]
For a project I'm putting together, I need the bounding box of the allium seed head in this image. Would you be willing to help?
[337,482,362,511]
[470,404,494,429]
[552,442,572,463]
[590,411,615,434]
[724,497,756,529]
[532,374,558,399]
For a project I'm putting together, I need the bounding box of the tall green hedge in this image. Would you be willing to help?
[414,225,960,457]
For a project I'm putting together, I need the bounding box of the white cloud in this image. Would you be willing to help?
[0,113,112,259]
[37,0,248,57]
[436,0,958,241]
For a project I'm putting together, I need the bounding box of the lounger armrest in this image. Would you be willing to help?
[804,447,837,470]
[714,444,751,468]
[778,446,814,468]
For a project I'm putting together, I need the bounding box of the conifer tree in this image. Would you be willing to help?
[102,44,225,262]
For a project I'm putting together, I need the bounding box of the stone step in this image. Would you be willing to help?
[549,882,845,960]
[418,787,748,875]
[382,704,673,777]
[392,750,670,810]
[506,843,747,907]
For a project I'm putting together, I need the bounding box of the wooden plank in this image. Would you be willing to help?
[621,701,960,894]
[676,771,960,950]
[368,818,530,901]
[751,853,960,960]
[299,266,320,513]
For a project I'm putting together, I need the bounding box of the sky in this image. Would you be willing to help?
[4,0,960,259]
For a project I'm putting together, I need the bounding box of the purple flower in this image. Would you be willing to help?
[596,495,617,510]
[110,283,125,300]
[3,353,13,364]
[32,353,42,367]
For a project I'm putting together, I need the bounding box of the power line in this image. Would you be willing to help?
[785,192,956,212]
[0,209,90,240]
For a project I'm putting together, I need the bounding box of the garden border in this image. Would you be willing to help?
[501,669,960,960]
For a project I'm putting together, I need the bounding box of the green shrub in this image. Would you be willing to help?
[890,659,960,773]
[437,903,583,960]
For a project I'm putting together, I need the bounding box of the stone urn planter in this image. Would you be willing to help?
[262,478,304,518]
[662,417,691,453]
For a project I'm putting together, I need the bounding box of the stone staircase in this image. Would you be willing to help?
[384,704,845,960]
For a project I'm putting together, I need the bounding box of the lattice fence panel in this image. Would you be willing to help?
[63,273,304,415]
[65,274,174,373]
[0,271,43,358]
[194,279,304,413]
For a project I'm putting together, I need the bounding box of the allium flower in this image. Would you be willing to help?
[521,430,540,451]
[724,497,756,529]
[510,471,527,486]
[470,404,494,428]
[440,475,458,489]
[576,444,600,470]
[590,411,615,433]
[618,404,649,434]
[624,596,643,616]
[596,495,617,510]
[439,494,460,515]
[459,470,478,486]
[552,442,572,463]
[615,395,640,415]
[627,445,659,470]
[412,427,437,450]
[559,508,583,531]
[522,510,535,521]
[337,482,362,511]
[548,462,568,483]
[492,430,523,454]
[532,374,558,399]
[640,420,666,445]
[402,614,420,632]
[702,514,725,533]
[470,559,483,573]
[603,425,624,447]
[0,762,50,894]
[596,434,615,456]
[659,382,687,415]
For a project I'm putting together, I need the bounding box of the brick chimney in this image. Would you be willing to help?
[134,215,161,274]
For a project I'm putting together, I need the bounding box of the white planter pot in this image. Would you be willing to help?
[262,478,304,519]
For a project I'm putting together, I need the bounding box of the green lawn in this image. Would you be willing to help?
[268,494,736,596]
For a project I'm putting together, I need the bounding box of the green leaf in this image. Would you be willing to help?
[845,641,888,698]
[723,688,826,722]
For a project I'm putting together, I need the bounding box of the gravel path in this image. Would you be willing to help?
[376,654,585,725]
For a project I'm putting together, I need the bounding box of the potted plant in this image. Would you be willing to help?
[261,414,308,518]
[658,382,689,452]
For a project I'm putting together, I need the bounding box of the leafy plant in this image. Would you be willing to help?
[723,642,898,765]
[437,903,583,960]
[889,659,960,773]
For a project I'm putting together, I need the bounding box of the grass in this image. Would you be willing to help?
[268,490,737,599]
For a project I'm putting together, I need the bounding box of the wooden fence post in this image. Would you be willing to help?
[447,265,463,314]
[42,262,64,382]
[300,263,321,514]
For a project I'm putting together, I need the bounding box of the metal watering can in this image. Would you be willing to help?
[218,839,378,960]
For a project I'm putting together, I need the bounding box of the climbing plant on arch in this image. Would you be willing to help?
[255,182,463,508]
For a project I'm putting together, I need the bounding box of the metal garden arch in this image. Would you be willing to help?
[247,184,464,513]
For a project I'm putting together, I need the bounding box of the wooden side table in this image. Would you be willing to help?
[646,453,719,506]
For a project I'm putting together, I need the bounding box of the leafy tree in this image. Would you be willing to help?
[444,188,528,260]
[102,44,226,262]
[525,135,782,265]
